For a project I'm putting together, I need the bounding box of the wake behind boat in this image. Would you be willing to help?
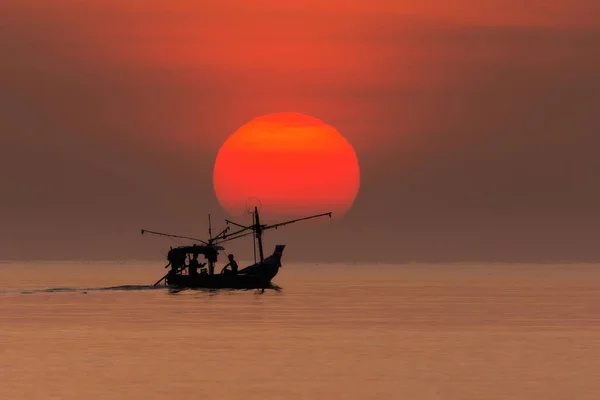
[142,207,331,290]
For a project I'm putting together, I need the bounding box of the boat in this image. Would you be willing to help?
[142,207,331,290]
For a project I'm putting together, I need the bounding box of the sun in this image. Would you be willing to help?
[213,112,360,219]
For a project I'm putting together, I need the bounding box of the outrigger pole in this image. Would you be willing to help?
[140,223,231,246]
[218,207,332,264]
[140,229,209,245]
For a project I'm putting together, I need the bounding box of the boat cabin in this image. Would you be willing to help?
[167,244,224,277]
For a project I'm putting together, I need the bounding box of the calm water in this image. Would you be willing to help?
[1,262,599,399]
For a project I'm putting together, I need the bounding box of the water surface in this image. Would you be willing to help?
[1,262,599,399]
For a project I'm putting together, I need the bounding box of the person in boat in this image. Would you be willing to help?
[176,253,187,272]
[200,263,208,275]
[188,253,199,276]
[167,251,183,275]
[167,263,178,278]
[220,254,239,275]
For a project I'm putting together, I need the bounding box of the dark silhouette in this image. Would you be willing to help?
[144,208,332,290]
[168,252,185,277]
[189,253,199,276]
[221,254,239,275]
[200,263,208,275]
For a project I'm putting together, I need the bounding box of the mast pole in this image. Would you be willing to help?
[208,213,216,275]
[252,211,257,264]
[254,206,265,263]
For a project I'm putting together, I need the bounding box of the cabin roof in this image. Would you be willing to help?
[167,244,224,261]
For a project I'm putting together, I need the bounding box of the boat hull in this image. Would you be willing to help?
[166,270,278,290]
[163,244,286,290]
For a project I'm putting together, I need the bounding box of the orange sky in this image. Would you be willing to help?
[1,0,599,261]
[7,0,595,149]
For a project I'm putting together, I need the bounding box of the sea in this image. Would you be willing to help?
[1,261,599,399]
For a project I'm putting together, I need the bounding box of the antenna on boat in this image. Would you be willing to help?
[208,214,212,243]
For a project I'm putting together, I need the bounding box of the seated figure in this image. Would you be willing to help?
[220,254,239,275]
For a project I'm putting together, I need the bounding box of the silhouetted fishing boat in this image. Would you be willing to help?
[142,207,331,290]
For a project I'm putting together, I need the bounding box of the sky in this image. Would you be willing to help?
[1,1,599,262]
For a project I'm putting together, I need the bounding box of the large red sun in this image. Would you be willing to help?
[213,112,360,219]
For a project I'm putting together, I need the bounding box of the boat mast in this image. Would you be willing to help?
[252,211,257,264]
[254,206,265,263]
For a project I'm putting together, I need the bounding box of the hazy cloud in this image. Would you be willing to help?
[1,2,599,261]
